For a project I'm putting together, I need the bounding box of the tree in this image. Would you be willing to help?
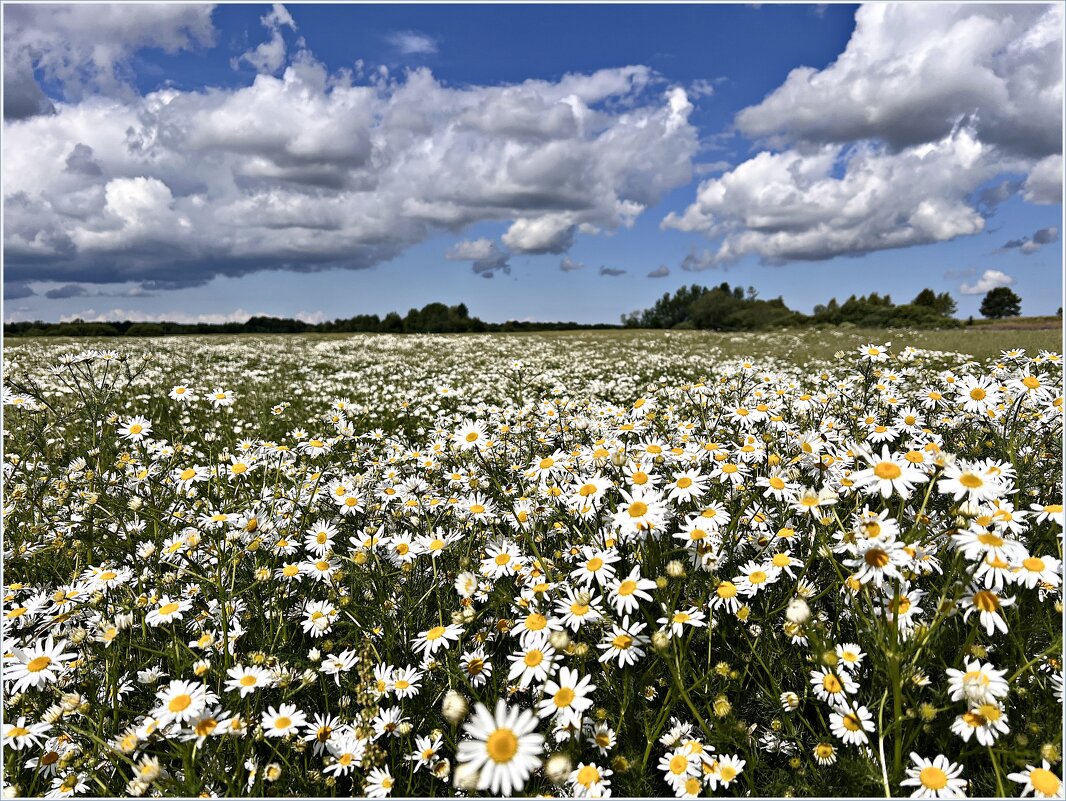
[979,287,1022,319]
[912,288,957,317]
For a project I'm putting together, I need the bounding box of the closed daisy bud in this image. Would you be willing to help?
[442,690,468,725]
[545,753,572,783]
[714,695,732,717]
[785,598,811,624]
[666,560,686,578]
[652,630,670,651]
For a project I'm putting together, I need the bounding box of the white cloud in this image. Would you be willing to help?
[960,269,1014,296]
[386,31,438,56]
[664,128,1007,266]
[233,4,297,75]
[666,3,1062,267]
[2,4,216,115]
[4,51,697,288]
[445,238,510,278]
[647,265,670,278]
[559,256,585,272]
[737,4,1062,159]
[1023,155,1063,205]
[58,307,325,325]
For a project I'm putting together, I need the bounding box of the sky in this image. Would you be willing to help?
[2,2,1063,325]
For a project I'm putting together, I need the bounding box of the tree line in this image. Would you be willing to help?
[2,302,620,338]
[4,285,1027,338]
[622,283,1024,331]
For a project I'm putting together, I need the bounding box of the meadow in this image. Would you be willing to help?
[2,327,1063,798]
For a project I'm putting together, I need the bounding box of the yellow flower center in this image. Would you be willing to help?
[168,694,192,712]
[1030,769,1061,796]
[959,473,983,488]
[864,549,890,568]
[769,476,785,490]
[717,582,738,599]
[158,602,180,616]
[26,655,52,673]
[486,728,518,763]
[524,650,544,667]
[873,462,901,480]
[576,765,600,785]
[617,579,637,596]
[823,674,843,693]
[425,626,446,641]
[919,766,948,790]
[612,634,633,650]
[669,754,690,774]
[676,477,692,489]
[973,590,1000,612]
[554,687,576,707]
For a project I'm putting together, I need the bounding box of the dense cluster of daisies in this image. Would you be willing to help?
[2,336,1062,798]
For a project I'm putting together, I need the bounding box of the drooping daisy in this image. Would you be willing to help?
[364,766,395,798]
[945,660,1009,705]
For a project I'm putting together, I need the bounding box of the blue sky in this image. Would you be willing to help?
[3,3,1063,324]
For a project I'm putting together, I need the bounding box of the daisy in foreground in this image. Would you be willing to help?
[900,753,967,799]
[456,700,544,796]
[1008,761,1062,798]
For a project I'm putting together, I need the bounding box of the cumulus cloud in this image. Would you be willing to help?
[667,4,1063,268]
[233,4,296,74]
[445,238,510,277]
[4,47,697,288]
[1023,155,1063,204]
[737,4,1062,159]
[386,31,438,56]
[559,256,585,272]
[647,265,670,278]
[665,128,1005,266]
[960,269,1014,295]
[599,266,626,277]
[2,4,216,114]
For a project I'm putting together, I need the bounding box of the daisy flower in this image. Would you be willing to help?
[507,636,557,689]
[900,753,967,798]
[412,622,464,657]
[946,661,1010,703]
[570,547,620,587]
[960,584,1015,635]
[1008,760,1062,798]
[597,616,649,667]
[324,734,365,777]
[225,664,274,698]
[606,566,657,614]
[117,416,152,442]
[154,680,212,727]
[569,762,612,798]
[364,766,395,798]
[3,717,52,750]
[456,700,544,796]
[6,636,76,693]
[536,666,596,724]
[851,445,928,499]
[262,703,308,738]
[657,606,707,638]
[810,668,858,704]
[829,704,875,746]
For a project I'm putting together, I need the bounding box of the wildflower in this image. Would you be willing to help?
[456,700,544,796]
[829,704,875,746]
[900,753,967,798]
[262,703,307,738]
[5,636,76,694]
[1008,761,1062,798]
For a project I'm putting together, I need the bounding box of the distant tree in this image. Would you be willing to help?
[912,288,957,317]
[979,287,1022,319]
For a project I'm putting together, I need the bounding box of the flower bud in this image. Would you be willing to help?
[545,753,572,784]
[785,598,811,625]
[442,690,468,725]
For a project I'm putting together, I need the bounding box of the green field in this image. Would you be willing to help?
[2,331,1063,798]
